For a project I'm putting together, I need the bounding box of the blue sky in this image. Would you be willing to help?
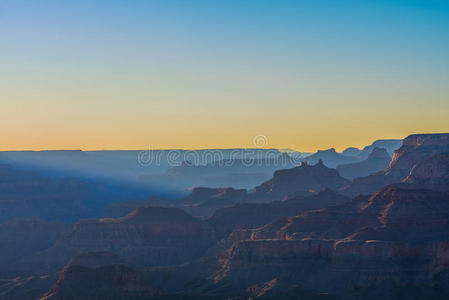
[1,0,448,150]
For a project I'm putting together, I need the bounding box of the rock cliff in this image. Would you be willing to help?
[342,133,449,196]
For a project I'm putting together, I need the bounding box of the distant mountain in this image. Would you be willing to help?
[341,139,402,160]
[0,149,302,192]
[341,147,362,156]
[302,148,360,168]
[306,139,401,170]
[358,139,402,159]
[336,147,391,180]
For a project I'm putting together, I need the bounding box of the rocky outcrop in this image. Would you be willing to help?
[253,161,350,202]
[342,134,449,196]
[386,134,449,179]
[337,148,391,180]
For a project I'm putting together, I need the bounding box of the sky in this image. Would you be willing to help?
[1,0,449,152]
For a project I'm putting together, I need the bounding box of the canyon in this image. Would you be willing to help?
[0,134,448,299]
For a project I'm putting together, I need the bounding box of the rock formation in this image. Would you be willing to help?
[252,160,350,201]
